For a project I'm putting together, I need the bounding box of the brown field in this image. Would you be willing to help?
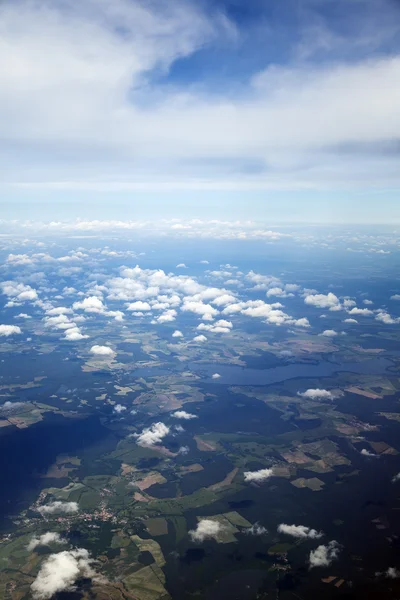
[135,472,167,491]
[194,436,217,451]
[208,467,238,491]
[179,463,204,474]
[345,386,381,399]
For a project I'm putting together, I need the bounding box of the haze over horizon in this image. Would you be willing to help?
[1,0,400,223]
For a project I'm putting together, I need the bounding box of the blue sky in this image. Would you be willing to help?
[1,0,400,222]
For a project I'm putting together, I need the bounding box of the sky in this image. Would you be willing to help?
[1,0,400,222]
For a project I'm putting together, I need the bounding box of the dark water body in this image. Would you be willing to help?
[0,413,114,527]
[195,356,393,386]
[180,456,235,495]
[131,356,393,387]
[174,390,294,437]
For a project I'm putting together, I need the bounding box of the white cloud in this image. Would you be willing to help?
[347,307,374,316]
[375,311,400,324]
[178,445,190,454]
[189,519,223,542]
[320,329,338,337]
[244,468,274,483]
[135,422,169,447]
[37,501,79,516]
[360,448,377,457]
[193,334,207,342]
[304,293,340,309]
[73,296,105,313]
[309,541,340,568]
[344,318,358,323]
[297,388,337,401]
[156,309,177,323]
[31,548,96,599]
[244,523,268,536]
[113,404,127,414]
[27,532,66,552]
[0,324,22,336]
[1,281,38,302]
[89,344,114,356]
[172,410,198,420]
[386,567,400,579]
[126,300,151,311]
[172,330,183,337]
[241,299,309,327]
[64,327,88,341]
[46,306,72,315]
[16,313,31,319]
[392,472,400,483]
[266,287,293,298]
[390,294,400,301]
[197,320,232,334]
[1,0,400,199]
[210,294,236,306]
[278,523,323,539]
[182,300,219,320]
[0,401,27,413]
[176,263,187,268]
[211,373,221,379]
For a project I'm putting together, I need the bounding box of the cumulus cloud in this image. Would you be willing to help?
[309,541,340,568]
[64,327,88,341]
[390,295,400,301]
[172,410,198,420]
[135,422,169,447]
[375,310,400,324]
[0,400,27,413]
[172,330,183,337]
[0,324,22,336]
[211,373,221,379]
[347,307,374,316]
[304,293,340,309]
[46,306,73,316]
[27,532,66,552]
[197,319,233,334]
[37,501,79,516]
[361,448,377,457]
[89,345,114,356]
[392,472,400,483]
[320,329,338,337]
[278,523,323,539]
[344,318,358,323]
[386,567,400,579]
[297,388,337,401]
[178,445,190,454]
[244,523,268,536]
[31,548,96,599]
[244,468,274,483]
[182,300,219,320]
[189,519,223,542]
[156,309,177,323]
[113,404,127,414]
[266,287,294,298]
[73,296,105,313]
[240,300,309,327]
[1,281,38,302]
[176,263,187,268]
[126,301,151,311]
[193,334,207,342]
